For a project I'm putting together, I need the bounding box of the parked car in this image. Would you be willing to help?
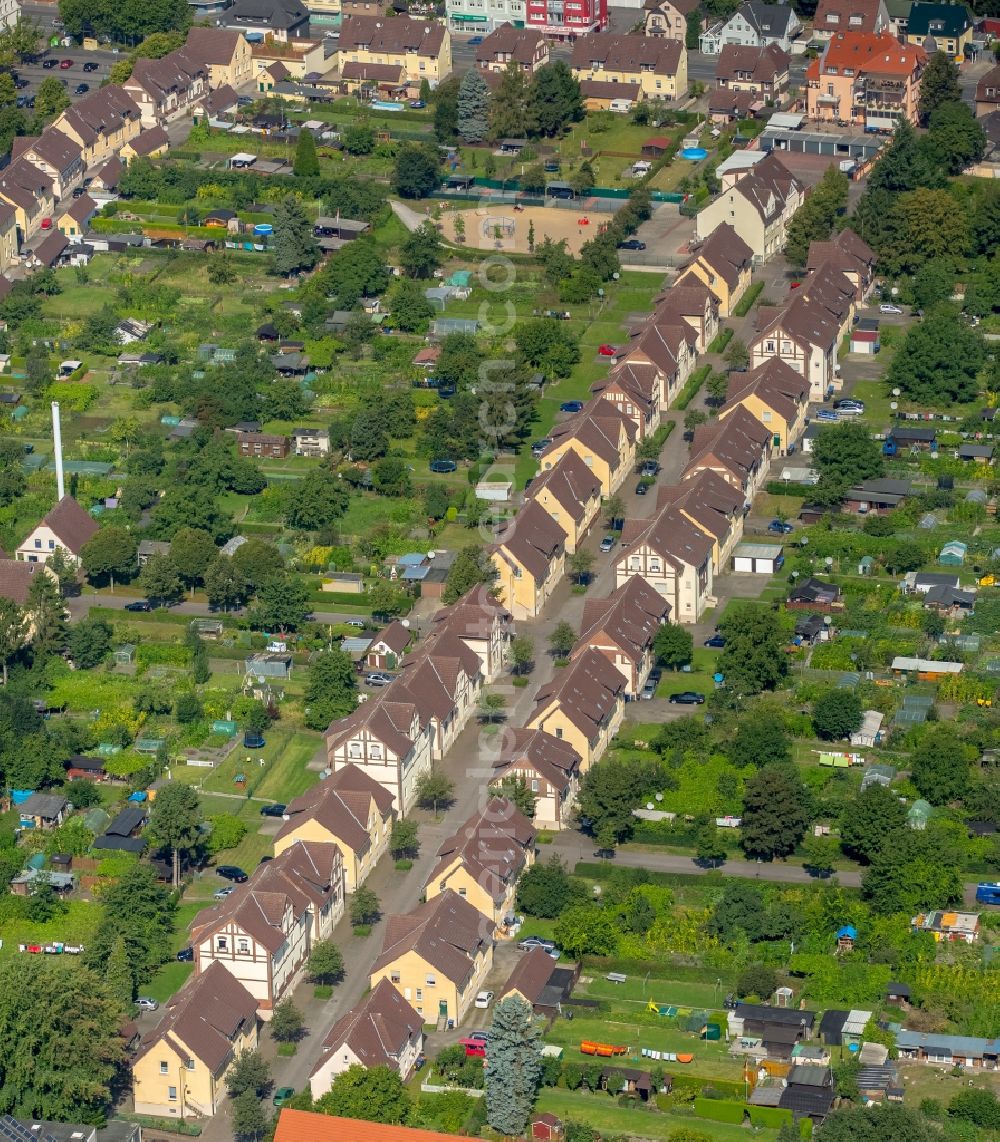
[260,803,286,817]
[597,344,617,356]
[59,59,73,68]
[636,482,649,496]
[599,535,617,553]
[83,61,99,72]
[13,76,28,89]
[408,99,426,108]
[71,185,87,197]
[669,691,706,704]
[517,935,557,953]
[273,1088,295,1108]
[429,459,457,473]
[704,633,726,648]
[559,400,584,413]
[124,600,153,612]
[42,58,58,68]
[834,399,864,414]
[640,677,657,700]
[73,83,89,94]
[176,947,194,962]
[474,990,494,1009]
[469,1031,489,1043]
[815,408,839,422]
[767,519,793,534]
[365,672,394,687]
[216,865,248,883]
[638,460,660,477]
[468,35,483,44]
[618,238,646,250]
[136,997,159,1012]
[531,438,552,457]
[214,885,235,899]
[595,847,617,859]
[879,302,902,314]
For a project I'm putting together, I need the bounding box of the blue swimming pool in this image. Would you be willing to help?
[681,147,709,161]
[371,100,404,111]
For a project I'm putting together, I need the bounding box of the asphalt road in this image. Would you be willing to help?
[64,592,372,628]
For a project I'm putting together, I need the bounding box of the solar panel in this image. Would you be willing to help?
[0,1117,59,1142]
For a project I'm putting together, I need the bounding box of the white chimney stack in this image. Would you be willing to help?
[51,401,65,501]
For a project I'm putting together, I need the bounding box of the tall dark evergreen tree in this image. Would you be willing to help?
[484,996,542,1136]
[293,126,320,177]
[527,61,583,137]
[271,195,320,276]
[457,68,489,142]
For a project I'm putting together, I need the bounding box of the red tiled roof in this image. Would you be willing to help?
[276,1111,457,1142]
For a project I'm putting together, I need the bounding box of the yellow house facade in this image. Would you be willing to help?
[570,33,688,100]
[539,405,637,498]
[490,499,567,621]
[682,222,754,317]
[525,450,602,555]
[0,202,17,274]
[337,15,453,86]
[719,357,809,455]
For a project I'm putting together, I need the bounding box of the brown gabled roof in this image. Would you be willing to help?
[814,0,886,35]
[591,365,659,414]
[756,289,841,353]
[37,496,98,554]
[715,42,788,84]
[655,469,744,543]
[499,946,557,1004]
[372,889,492,986]
[724,356,808,424]
[654,280,719,326]
[644,0,700,13]
[579,79,642,100]
[342,61,404,83]
[797,261,856,320]
[432,584,510,641]
[127,125,170,157]
[492,498,567,585]
[620,501,715,572]
[526,449,602,525]
[58,86,141,147]
[324,695,421,762]
[488,726,582,794]
[618,319,693,376]
[20,128,83,173]
[733,151,803,225]
[976,63,1000,105]
[393,634,482,727]
[277,763,393,855]
[64,192,96,224]
[135,961,256,1074]
[578,575,672,665]
[545,402,636,472]
[532,646,625,741]
[339,14,446,56]
[313,978,422,1078]
[0,158,52,211]
[127,49,206,103]
[683,405,771,488]
[93,156,123,189]
[0,559,52,605]
[571,32,684,76]
[30,229,68,268]
[476,23,546,65]
[690,223,754,293]
[427,796,535,906]
[184,25,246,64]
[371,620,411,656]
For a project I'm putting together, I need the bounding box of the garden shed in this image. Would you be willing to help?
[733,542,784,574]
[245,652,293,680]
[938,540,967,566]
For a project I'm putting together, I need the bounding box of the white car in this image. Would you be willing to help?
[879,303,902,314]
[474,990,494,1009]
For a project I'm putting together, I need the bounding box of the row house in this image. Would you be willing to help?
[370,889,494,1028]
[749,289,842,402]
[539,402,637,496]
[812,0,890,39]
[655,469,746,574]
[124,50,209,128]
[591,361,660,441]
[526,449,603,552]
[325,694,433,815]
[0,202,16,276]
[487,726,583,831]
[721,356,809,454]
[190,841,345,1014]
[132,963,258,1120]
[570,33,688,102]
[12,131,84,200]
[682,222,754,317]
[527,646,625,771]
[0,159,54,245]
[475,24,549,74]
[612,316,696,410]
[795,261,859,336]
[184,27,254,90]
[430,584,513,683]
[653,277,720,352]
[490,498,567,620]
[575,574,671,697]
[683,404,773,501]
[424,796,536,933]
[713,42,789,115]
[310,979,424,1100]
[695,151,804,263]
[805,228,877,302]
[644,0,702,41]
[337,15,453,87]
[700,0,801,54]
[806,31,926,129]
[976,64,1000,117]
[616,502,716,623]
[58,192,98,241]
[275,762,394,892]
[53,86,143,170]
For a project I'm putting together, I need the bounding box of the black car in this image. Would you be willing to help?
[618,238,647,251]
[260,803,286,817]
[704,633,726,648]
[124,600,153,612]
[216,865,248,883]
[636,482,649,496]
[14,77,28,89]
[73,83,89,94]
[83,61,99,72]
[72,186,87,198]
[669,691,706,705]
[176,947,194,962]
[42,58,58,68]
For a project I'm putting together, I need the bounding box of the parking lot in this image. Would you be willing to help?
[11,46,120,110]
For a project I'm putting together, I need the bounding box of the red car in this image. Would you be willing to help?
[59,58,73,68]
[598,344,617,356]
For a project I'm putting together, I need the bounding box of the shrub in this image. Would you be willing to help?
[693,1098,745,1125]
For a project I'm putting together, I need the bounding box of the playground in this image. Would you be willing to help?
[437,203,612,256]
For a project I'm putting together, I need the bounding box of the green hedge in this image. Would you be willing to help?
[694,1097,745,1124]
[766,480,818,497]
[707,327,734,355]
[733,281,765,318]
[748,1105,793,1128]
[674,365,712,412]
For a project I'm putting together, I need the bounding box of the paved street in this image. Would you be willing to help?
[65,591,370,628]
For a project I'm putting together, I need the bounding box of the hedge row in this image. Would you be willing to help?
[673,365,712,412]
[693,1097,745,1124]
[733,281,765,317]
[748,1104,794,1128]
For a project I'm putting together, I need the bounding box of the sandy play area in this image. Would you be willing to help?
[436,203,615,256]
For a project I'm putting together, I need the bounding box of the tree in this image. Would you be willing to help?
[717,604,788,695]
[861,831,963,915]
[390,818,420,861]
[488,61,529,141]
[457,68,489,142]
[26,569,65,661]
[926,100,986,175]
[685,8,701,47]
[270,998,303,1043]
[553,904,619,958]
[706,369,729,406]
[496,774,536,819]
[527,61,583,137]
[725,713,790,769]
[949,1088,1000,1128]
[272,195,320,277]
[654,622,693,670]
[433,75,459,142]
[350,886,381,927]
[509,634,534,676]
[80,525,138,588]
[317,1064,410,1123]
[568,548,594,585]
[812,420,884,501]
[207,256,236,285]
[303,650,358,731]
[308,940,345,986]
[67,615,112,670]
[517,855,578,918]
[416,768,454,813]
[147,781,203,887]
[33,75,69,122]
[816,1104,936,1142]
[169,527,217,589]
[910,725,972,804]
[0,598,25,685]
[813,688,863,740]
[605,493,625,529]
[388,277,434,333]
[696,823,727,867]
[138,552,183,605]
[104,934,134,1009]
[293,126,319,178]
[484,995,541,1137]
[394,144,441,200]
[0,957,125,1123]
[576,754,665,843]
[400,221,444,278]
[840,784,907,863]
[479,690,507,724]
[227,1048,271,1098]
[443,546,496,604]
[740,766,811,859]
[232,1089,267,1141]
[802,833,839,877]
[204,556,248,612]
[887,308,985,404]
[550,621,576,658]
[784,163,849,265]
[248,574,310,632]
[735,963,777,1000]
[918,51,961,124]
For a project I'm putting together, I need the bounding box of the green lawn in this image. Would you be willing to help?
[584,975,731,1009]
[0,900,101,960]
[143,960,195,1003]
[655,647,718,699]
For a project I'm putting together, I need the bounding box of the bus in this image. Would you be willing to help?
[975,883,1000,905]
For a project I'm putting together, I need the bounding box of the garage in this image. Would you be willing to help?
[733,542,784,574]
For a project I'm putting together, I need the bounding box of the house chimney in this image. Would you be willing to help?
[51,401,65,500]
